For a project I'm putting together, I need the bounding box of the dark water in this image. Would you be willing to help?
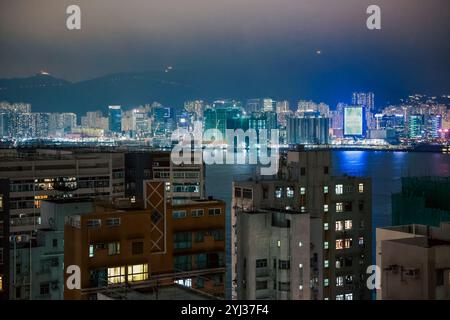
[205,151,450,297]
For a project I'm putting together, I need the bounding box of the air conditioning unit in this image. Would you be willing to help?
[404,268,420,278]
[385,264,399,273]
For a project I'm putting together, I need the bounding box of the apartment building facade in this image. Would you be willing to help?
[232,148,372,300]
[64,181,225,299]
[125,151,205,204]
[376,222,450,300]
[0,179,10,300]
[9,199,94,300]
[0,149,125,233]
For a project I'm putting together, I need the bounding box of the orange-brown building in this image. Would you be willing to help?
[64,181,226,299]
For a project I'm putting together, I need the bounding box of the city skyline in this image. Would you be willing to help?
[1,0,449,109]
[1,0,449,305]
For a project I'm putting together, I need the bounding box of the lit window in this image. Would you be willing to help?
[0,275,2,291]
[336,276,344,287]
[275,187,283,198]
[323,186,329,194]
[324,242,329,250]
[336,202,343,213]
[335,221,344,231]
[299,285,303,290]
[301,206,307,213]
[336,294,344,300]
[277,240,281,248]
[298,242,303,247]
[107,242,120,255]
[324,204,329,212]
[287,187,294,198]
[299,263,303,269]
[300,187,306,195]
[0,195,3,211]
[324,278,329,287]
[358,183,364,193]
[336,239,344,250]
[89,245,94,258]
[324,260,329,268]
[345,293,353,300]
[127,264,148,282]
[358,237,364,246]
[335,184,343,195]
[107,266,125,284]
[344,238,353,249]
[175,278,192,287]
[324,223,329,231]
[344,220,353,230]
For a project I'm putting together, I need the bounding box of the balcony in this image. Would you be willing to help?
[256,267,270,279]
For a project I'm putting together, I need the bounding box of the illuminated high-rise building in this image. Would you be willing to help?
[408,115,423,139]
[352,92,375,129]
[108,105,122,133]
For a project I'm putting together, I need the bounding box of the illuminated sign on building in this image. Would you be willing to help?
[344,106,365,137]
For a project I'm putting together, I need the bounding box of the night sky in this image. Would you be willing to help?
[0,0,449,107]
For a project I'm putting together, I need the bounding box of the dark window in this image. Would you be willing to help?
[196,231,205,242]
[344,201,353,212]
[52,239,58,248]
[278,282,290,291]
[243,188,253,199]
[211,229,224,241]
[263,188,269,199]
[436,270,444,286]
[256,280,268,290]
[196,254,207,269]
[196,277,205,289]
[256,259,268,268]
[234,187,242,198]
[213,274,223,286]
[40,283,50,295]
[278,260,290,270]
[174,255,192,271]
[208,208,221,216]
[359,200,364,211]
[324,166,329,174]
[132,242,144,255]
[300,167,306,176]
[173,232,192,250]
[345,257,353,267]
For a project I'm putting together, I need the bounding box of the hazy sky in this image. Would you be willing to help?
[0,0,449,104]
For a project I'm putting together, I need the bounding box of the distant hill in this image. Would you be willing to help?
[0,71,201,114]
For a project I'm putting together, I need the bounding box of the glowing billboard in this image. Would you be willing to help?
[344,106,364,136]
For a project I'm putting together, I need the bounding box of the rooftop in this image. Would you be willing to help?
[387,236,450,248]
